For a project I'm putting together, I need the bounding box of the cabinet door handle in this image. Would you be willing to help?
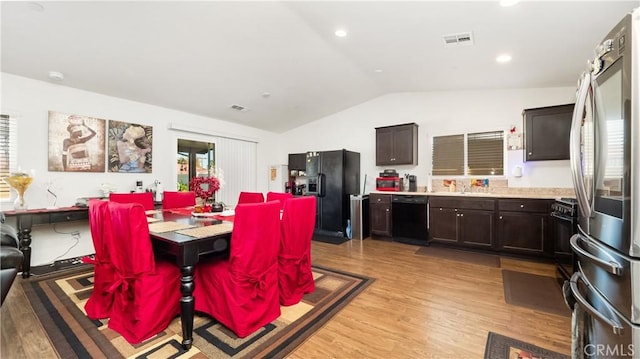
[520,204,524,208]
[386,209,389,212]
[460,213,464,217]
[439,207,443,211]
[454,208,458,212]
[528,152,532,155]
[499,216,503,219]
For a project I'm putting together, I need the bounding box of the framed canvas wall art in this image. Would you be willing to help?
[108,121,153,173]
[48,111,106,172]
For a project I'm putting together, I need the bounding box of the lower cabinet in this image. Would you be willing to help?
[429,207,457,243]
[370,194,392,237]
[429,196,554,259]
[429,197,495,249]
[496,199,553,255]
[458,209,494,248]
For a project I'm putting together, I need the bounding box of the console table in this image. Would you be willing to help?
[2,206,89,278]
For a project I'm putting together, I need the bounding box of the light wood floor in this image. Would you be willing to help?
[1,239,571,358]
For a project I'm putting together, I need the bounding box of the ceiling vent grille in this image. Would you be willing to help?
[443,32,474,47]
[230,104,248,112]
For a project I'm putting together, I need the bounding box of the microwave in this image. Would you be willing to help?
[376,177,401,191]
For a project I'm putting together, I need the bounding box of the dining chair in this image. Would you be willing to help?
[162,191,196,209]
[84,199,116,319]
[237,191,264,204]
[278,196,316,306]
[266,191,293,210]
[106,202,181,344]
[193,200,281,338]
[109,192,155,211]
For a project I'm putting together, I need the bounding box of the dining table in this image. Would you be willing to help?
[145,207,235,350]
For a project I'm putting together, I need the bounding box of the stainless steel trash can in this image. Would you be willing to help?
[350,195,370,240]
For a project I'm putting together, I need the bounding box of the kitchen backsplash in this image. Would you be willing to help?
[426,178,574,196]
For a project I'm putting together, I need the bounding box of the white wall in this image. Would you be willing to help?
[1,73,281,265]
[280,88,577,192]
[0,74,578,265]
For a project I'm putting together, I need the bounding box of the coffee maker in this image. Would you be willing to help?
[408,175,417,192]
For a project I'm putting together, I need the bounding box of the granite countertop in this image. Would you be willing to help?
[369,190,571,200]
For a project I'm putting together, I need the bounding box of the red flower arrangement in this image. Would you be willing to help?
[189,176,221,202]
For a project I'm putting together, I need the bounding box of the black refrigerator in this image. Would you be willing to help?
[305,149,360,241]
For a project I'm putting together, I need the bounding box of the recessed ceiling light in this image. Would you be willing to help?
[499,0,520,7]
[496,54,512,63]
[48,71,64,81]
[334,29,347,38]
[261,92,271,98]
[374,69,383,73]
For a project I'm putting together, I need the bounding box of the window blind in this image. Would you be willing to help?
[467,131,504,176]
[214,136,257,207]
[0,114,18,200]
[432,134,464,176]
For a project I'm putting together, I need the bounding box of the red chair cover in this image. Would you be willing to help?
[194,200,281,338]
[266,191,293,210]
[237,191,264,204]
[106,202,181,344]
[278,196,316,306]
[162,191,196,209]
[84,199,116,319]
[109,192,155,211]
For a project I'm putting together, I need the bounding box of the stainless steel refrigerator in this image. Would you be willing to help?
[564,8,640,358]
[305,150,360,242]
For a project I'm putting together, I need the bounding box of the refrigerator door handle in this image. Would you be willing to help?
[570,233,623,276]
[570,71,593,218]
[318,173,326,197]
[569,272,624,335]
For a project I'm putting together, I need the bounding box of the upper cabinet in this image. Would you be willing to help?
[375,123,418,166]
[288,153,306,171]
[523,104,574,161]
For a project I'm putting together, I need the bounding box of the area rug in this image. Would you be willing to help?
[502,270,570,316]
[484,332,569,359]
[22,265,373,358]
[312,233,349,245]
[414,246,501,267]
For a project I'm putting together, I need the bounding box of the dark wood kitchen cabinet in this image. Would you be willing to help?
[370,193,392,237]
[496,199,553,255]
[523,104,574,161]
[429,197,495,248]
[288,153,306,171]
[376,123,418,166]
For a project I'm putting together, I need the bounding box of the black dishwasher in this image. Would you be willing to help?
[391,195,428,245]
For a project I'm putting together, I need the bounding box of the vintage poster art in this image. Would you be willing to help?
[108,120,153,173]
[48,111,106,172]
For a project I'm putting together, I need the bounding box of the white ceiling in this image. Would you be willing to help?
[2,1,638,133]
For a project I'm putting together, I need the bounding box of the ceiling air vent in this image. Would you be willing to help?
[230,104,248,112]
[443,32,474,47]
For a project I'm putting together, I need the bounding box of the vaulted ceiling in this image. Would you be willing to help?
[2,1,637,133]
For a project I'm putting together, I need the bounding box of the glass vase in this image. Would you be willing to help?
[13,190,27,210]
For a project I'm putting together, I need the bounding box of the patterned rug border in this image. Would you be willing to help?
[484,332,569,359]
[21,264,374,358]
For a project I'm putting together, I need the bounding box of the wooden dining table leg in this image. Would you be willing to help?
[180,265,195,350]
